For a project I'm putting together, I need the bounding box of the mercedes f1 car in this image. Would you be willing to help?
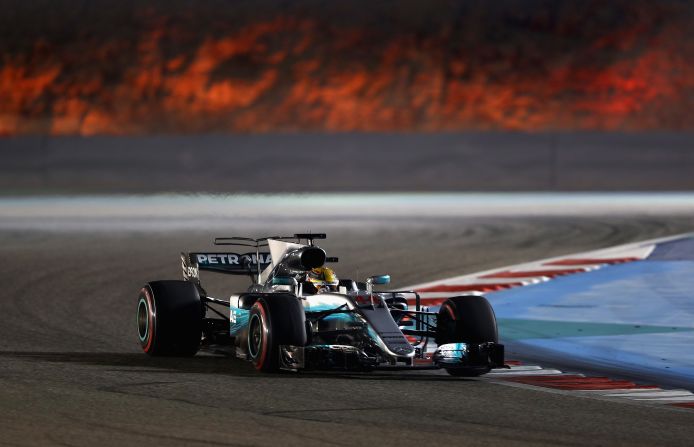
[136,234,505,375]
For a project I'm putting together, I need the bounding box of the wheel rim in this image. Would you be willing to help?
[137,298,149,342]
[248,313,263,359]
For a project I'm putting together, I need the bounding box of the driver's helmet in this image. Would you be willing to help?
[306,266,339,293]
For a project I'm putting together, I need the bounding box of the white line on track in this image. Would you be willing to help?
[486,368,565,376]
[609,390,694,398]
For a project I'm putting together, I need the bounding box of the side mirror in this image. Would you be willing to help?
[366,274,390,294]
[272,276,297,286]
[368,275,391,285]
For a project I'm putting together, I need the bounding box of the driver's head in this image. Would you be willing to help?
[306,266,339,293]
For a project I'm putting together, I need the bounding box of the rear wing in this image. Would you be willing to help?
[181,233,328,284]
[181,252,272,283]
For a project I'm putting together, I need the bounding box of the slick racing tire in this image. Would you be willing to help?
[436,295,498,377]
[436,295,499,344]
[137,281,203,356]
[247,295,307,372]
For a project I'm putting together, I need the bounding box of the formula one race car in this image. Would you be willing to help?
[136,234,504,375]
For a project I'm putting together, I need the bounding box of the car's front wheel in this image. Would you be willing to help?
[247,296,306,372]
[436,295,499,377]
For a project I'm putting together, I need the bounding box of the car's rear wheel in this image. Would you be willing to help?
[247,296,306,372]
[436,295,498,377]
[137,281,203,356]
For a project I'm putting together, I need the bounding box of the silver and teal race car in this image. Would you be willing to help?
[137,233,504,375]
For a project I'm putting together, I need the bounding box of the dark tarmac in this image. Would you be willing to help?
[2,215,694,446]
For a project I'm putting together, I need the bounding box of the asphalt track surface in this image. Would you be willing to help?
[3,216,694,446]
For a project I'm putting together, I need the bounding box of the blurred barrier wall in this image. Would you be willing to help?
[0,133,693,193]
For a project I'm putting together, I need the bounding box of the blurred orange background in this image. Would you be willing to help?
[1,0,692,135]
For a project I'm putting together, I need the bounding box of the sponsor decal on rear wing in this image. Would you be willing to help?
[181,252,272,280]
